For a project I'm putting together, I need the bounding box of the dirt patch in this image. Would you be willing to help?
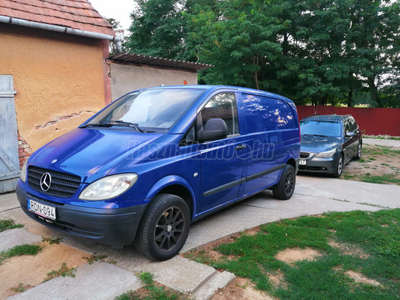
[275,247,323,265]
[211,277,275,300]
[344,144,400,184]
[344,270,382,286]
[267,271,288,290]
[184,227,263,262]
[332,266,381,287]
[0,242,89,299]
[328,240,370,259]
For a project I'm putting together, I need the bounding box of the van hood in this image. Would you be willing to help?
[300,134,341,153]
[29,128,162,182]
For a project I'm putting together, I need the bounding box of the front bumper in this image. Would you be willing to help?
[298,154,340,175]
[16,185,147,247]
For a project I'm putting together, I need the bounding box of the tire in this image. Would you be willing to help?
[273,164,296,200]
[135,194,190,261]
[355,142,362,159]
[332,154,344,178]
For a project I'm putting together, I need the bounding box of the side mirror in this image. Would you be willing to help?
[198,118,228,142]
[345,131,355,137]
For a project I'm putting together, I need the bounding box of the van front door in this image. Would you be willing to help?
[197,93,249,215]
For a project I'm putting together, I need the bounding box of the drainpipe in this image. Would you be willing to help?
[0,15,123,50]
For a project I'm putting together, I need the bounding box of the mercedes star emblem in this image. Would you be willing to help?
[40,173,52,192]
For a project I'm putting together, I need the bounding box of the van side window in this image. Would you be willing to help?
[200,93,239,136]
[242,94,296,133]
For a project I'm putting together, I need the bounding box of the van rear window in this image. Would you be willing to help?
[242,94,296,133]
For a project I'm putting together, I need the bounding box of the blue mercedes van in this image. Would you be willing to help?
[17,85,300,260]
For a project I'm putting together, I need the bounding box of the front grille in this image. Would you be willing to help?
[28,166,81,198]
[300,152,310,158]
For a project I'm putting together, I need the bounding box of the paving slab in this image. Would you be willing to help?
[296,176,400,209]
[0,228,42,252]
[142,256,217,293]
[0,193,20,213]
[193,271,236,300]
[7,261,141,300]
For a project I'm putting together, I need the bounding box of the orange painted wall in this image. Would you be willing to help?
[0,24,108,152]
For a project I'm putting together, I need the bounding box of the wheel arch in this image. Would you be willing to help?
[286,157,297,169]
[145,175,196,219]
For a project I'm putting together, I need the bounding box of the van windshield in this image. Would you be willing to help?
[84,88,205,132]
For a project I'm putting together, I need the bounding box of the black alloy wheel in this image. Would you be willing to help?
[273,164,296,200]
[135,194,190,261]
[154,206,185,252]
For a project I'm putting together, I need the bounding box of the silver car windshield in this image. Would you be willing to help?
[85,88,205,132]
[300,120,341,137]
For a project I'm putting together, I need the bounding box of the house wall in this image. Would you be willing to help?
[0,24,108,154]
[109,63,198,101]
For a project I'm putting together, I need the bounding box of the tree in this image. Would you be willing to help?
[125,0,400,107]
[125,0,187,59]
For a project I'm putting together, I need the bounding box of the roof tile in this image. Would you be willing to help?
[0,0,114,37]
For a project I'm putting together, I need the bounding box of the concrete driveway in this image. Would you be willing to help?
[1,138,399,299]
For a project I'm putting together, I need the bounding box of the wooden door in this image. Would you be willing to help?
[0,75,20,193]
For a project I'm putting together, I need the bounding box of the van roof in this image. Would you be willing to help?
[142,85,292,102]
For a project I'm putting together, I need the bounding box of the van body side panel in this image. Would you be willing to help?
[238,94,300,195]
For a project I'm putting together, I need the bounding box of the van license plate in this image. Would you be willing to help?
[28,199,56,220]
[299,159,307,166]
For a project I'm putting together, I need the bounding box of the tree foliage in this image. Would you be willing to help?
[125,0,400,107]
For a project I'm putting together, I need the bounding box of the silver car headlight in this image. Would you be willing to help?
[20,160,28,182]
[315,149,337,158]
[79,173,138,200]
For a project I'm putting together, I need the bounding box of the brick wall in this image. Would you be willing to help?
[18,130,32,169]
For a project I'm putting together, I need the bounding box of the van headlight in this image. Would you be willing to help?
[315,149,337,158]
[20,160,28,182]
[79,174,138,200]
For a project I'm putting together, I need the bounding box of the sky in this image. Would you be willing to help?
[89,0,135,31]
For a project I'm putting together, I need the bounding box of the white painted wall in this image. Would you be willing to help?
[110,63,198,101]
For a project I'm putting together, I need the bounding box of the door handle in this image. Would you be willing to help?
[236,144,246,150]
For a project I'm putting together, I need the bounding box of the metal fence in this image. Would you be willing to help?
[296,106,400,136]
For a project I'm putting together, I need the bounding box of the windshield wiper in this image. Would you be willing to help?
[81,121,145,132]
[302,134,328,137]
[110,120,145,133]
[80,123,112,128]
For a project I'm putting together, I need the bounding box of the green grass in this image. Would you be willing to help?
[42,236,63,244]
[43,263,76,282]
[82,253,108,264]
[362,145,400,157]
[359,174,400,185]
[0,244,42,265]
[0,219,24,232]
[186,209,400,299]
[344,145,400,185]
[114,272,188,300]
[10,283,31,293]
